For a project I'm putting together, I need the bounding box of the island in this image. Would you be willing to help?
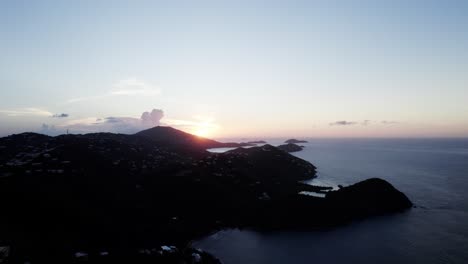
[285,138,308,144]
[277,143,304,153]
[244,140,267,144]
[0,126,412,263]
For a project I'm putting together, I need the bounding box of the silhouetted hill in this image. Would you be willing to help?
[285,138,308,144]
[326,178,413,216]
[244,140,267,144]
[277,143,304,153]
[135,126,251,150]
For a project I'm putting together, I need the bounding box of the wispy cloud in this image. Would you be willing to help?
[110,79,160,96]
[0,108,52,117]
[330,120,400,126]
[361,120,371,126]
[381,120,399,125]
[65,78,160,104]
[39,123,58,135]
[65,95,107,104]
[52,113,69,118]
[329,120,358,126]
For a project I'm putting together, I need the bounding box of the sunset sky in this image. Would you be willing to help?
[1,1,467,138]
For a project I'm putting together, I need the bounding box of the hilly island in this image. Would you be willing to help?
[0,126,412,263]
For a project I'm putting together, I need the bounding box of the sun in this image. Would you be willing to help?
[193,127,211,138]
[191,121,218,138]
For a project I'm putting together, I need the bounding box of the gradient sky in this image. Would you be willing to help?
[1,0,467,138]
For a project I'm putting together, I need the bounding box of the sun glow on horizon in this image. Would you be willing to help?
[188,116,218,138]
[192,127,211,138]
[191,122,219,138]
[164,116,220,138]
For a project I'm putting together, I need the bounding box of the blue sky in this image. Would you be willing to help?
[1,0,467,138]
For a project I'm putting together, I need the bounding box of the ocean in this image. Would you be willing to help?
[197,138,468,263]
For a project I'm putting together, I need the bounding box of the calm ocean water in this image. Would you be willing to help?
[197,138,468,264]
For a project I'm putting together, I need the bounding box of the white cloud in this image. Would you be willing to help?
[361,120,371,126]
[61,117,100,126]
[65,78,160,104]
[0,108,52,117]
[141,109,164,125]
[110,78,160,96]
[50,109,165,134]
[65,95,107,104]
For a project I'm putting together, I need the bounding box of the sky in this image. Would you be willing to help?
[1,0,467,138]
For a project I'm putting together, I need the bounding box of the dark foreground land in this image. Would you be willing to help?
[0,127,412,263]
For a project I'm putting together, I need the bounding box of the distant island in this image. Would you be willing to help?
[244,140,267,144]
[0,126,412,263]
[277,143,304,153]
[285,138,308,144]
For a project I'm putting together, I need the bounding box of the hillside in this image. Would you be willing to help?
[135,126,251,150]
[0,127,411,263]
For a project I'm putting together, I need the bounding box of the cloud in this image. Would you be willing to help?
[38,108,218,137]
[329,120,358,126]
[141,109,164,125]
[361,120,371,126]
[52,113,69,118]
[65,95,107,104]
[110,79,160,96]
[65,79,160,104]
[381,120,399,125]
[330,120,400,126]
[0,108,52,117]
[39,123,60,136]
[50,109,165,134]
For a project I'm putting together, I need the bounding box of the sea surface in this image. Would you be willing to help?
[198,138,468,264]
